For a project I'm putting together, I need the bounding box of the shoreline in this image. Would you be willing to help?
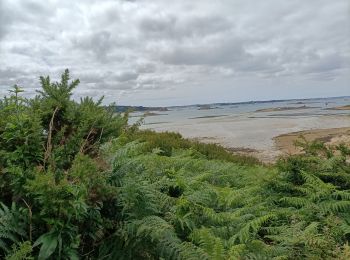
[273,127,350,156]
[191,126,350,163]
[144,114,350,163]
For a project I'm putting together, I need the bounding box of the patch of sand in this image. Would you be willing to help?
[143,112,168,117]
[255,105,318,113]
[274,127,350,155]
[327,105,350,110]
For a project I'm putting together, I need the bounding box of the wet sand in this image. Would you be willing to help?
[143,113,350,163]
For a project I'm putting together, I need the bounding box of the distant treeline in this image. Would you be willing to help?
[107,105,168,112]
[110,96,350,112]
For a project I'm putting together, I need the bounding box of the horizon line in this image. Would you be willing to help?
[116,95,350,108]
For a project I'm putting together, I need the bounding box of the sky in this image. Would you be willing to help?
[0,0,349,106]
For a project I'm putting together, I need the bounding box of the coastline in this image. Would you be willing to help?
[274,127,350,155]
[143,114,350,163]
[190,125,350,163]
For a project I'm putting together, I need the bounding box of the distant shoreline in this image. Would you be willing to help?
[255,105,319,113]
[118,96,350,111]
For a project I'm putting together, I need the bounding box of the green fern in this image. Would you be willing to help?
[0,202,27,254]
[5,241,33,260]
[231,214,276,244]
[191,228,225,259]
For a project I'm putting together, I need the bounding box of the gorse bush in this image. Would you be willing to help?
[0,70,127,259]
[0,70,349,259]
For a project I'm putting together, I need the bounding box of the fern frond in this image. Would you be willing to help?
[230,214,276,244]
[0,202,28,254]
[320,200,350,213]
[279,197,311,208]
[190,228,225,259]
[332,190,350,200]
[5,241,33,260]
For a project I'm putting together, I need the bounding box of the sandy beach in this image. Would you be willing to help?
[327,105,350,110]
[142,107,350,162]
[274,127,350,154]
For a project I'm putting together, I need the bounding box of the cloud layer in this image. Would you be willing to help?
[0,0,349,105]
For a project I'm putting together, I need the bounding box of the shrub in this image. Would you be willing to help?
[126,129,261,166]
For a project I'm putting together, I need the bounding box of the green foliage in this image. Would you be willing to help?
[0,70,126,259]
[0,202,28,254]
[125,129,261,166]
[98,137,349,259]
[5,241,33,260]
[0,70,349,259]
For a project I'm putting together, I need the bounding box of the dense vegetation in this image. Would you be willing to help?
[0,70,350,259]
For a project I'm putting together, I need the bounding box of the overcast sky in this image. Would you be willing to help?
[0,0,349,106]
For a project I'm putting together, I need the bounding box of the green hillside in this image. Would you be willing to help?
[1,70,350,259]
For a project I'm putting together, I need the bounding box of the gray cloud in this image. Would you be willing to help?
[114,71,139,82]
[0,0,349,106]
[139,14,231,40]
[158,36,247,66]
[0,1,10,40]
[71,30,114,61]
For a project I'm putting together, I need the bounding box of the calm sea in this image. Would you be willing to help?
[128,97,350,127]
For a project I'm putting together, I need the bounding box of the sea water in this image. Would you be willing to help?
[128,96,350,127]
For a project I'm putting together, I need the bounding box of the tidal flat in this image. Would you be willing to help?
[136,97,350,162]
